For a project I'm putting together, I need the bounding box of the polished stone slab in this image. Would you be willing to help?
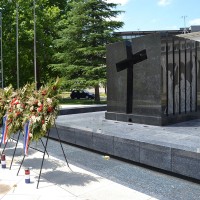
[49,111,200,181]
[140,142,171,171]
[3,139,200,200]
[172,149,200,180]
[59,104,106,115]
[106,33,200,126]
[114,138,140,162]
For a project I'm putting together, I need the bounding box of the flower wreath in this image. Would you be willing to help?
[0,85,14,126]
[23,78,60,141]
[6,83,35,138]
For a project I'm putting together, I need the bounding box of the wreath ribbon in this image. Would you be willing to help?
[1,115,8,145]
[24,121,31,155]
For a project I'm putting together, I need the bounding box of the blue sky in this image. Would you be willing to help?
[108,0,200,31]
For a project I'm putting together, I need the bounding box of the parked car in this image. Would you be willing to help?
[70,90,95,99]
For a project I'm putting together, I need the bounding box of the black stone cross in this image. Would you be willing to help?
[116,46,147,114]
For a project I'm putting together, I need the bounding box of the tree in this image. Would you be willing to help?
[51,0,124,101]
[0,0,65,88]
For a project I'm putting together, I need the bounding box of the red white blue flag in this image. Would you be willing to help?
[1,115,8,145]
[24,121,31,155]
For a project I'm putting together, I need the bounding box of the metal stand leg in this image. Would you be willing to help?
[40,138,49,157]
[16,125,72,189]
[54,124,71,171]
[10,132,21,170]
[2,140,8,154]
[1,133,17,164]
[37,130,50,189]
[17,154,26,176]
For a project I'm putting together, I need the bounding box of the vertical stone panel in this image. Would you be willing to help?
[131,34,162,116]
[180,39,186,113]
[167,38,174,114]
[174,38,180,114]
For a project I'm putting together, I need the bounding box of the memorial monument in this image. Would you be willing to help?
[105,33,200,125]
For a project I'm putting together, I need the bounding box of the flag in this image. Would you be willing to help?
[1,115,8,145]
[24,121,31,155]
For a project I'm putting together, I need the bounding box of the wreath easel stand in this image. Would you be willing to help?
[17,124,71,189]
[0,130,49,170]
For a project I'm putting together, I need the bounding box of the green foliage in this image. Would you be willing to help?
[0,0,123,100]
[0,0,65,88]
[50,0,124,95]
[0,85,14,125]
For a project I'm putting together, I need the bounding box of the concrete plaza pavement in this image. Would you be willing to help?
[0,138,200,200]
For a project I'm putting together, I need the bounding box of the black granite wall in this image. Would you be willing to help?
[106,41,129,114]
[106,33,200,125]
[131,34,161,117]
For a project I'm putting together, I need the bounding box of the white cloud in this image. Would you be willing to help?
[158,0,172,6]
[106,0,130,6]
[189,18,200,26]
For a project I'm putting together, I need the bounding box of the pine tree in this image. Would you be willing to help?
[51,0,124,101]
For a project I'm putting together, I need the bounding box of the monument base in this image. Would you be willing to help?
[105,111,200,126]
[50,111,200,181]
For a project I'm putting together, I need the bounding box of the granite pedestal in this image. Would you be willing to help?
[50,111,200,181]
[106,33,200,125]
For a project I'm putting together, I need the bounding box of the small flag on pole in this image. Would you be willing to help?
[1,154,6,168]
[1,115,8,145]
[24,121,31,155]
[25,168,31,183]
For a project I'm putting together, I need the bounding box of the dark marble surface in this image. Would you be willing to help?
[49,111,200,180]
[106,33,200,126]
[5,137,200,200]
[140,142,171,171]
[114,138,140,162]
[75,129,93,149]
[172,149,200,179]
[106,41,129,113]
[131,34,162,116]
[55,111,200,153]
[92,133,114,155]
[59,105,106,115]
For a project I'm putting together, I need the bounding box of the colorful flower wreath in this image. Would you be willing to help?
[0,85,14,126]
[1,78,61,145]
[6,83,35,138]
[23,78,61,141]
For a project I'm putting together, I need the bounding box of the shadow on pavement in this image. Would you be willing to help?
[39,170,98,186]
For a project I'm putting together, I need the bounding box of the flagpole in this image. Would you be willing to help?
[16,1,19,89]
[0,12,3,88]
[33,0,37,90]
